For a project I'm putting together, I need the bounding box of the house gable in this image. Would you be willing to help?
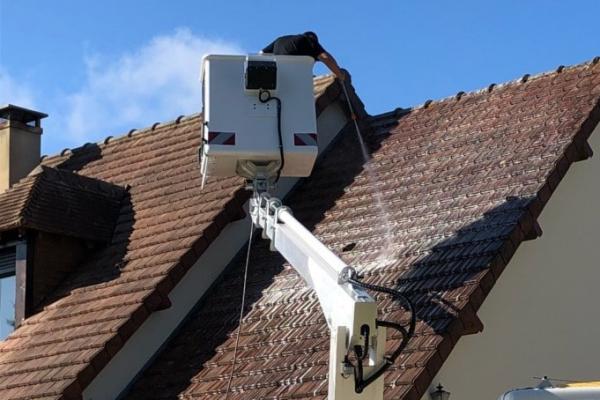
[421,122,600,400]
[124,60,600,400]
[0,55,599,400]
[0,75,349,400]
[81,78,355,400]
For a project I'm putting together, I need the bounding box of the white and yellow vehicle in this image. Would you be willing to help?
[500,378,600,399]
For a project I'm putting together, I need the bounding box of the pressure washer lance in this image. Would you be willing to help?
[339,81,418,393]
[341,79,361,129]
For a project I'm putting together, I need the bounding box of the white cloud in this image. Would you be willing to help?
[0,68,35,108]
[64,28,243,141]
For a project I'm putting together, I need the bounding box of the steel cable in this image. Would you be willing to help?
[224,218,255,399]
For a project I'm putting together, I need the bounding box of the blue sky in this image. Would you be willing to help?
[1,0,599,155]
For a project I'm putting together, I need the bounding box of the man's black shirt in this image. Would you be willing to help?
[261,34,325,60]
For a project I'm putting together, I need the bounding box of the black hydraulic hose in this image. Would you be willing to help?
[346,275,416,393]
[258,89,284,182]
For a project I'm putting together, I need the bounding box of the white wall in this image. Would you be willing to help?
[422,124,600,400]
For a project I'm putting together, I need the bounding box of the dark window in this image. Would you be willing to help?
[0,247,16,339]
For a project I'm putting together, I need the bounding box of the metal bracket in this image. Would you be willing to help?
[245,178,272,194]
[338,266,358,285]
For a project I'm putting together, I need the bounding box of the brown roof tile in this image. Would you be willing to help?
[0,166,125,242]
[0,76,343,400]
[124,59,600,399]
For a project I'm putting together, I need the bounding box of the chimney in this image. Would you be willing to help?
[0,104,47,192]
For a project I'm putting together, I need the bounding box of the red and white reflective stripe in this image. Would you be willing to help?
[293,133,317,146]
[207,132,236,145]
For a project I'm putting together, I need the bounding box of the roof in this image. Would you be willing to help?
[0,166,125,242]
[0,75,345,400]
[123,59,600,399]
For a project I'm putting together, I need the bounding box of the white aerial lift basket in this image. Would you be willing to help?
[200,54,318,183]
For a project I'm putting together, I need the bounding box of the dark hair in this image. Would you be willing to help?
[304,31,318,42]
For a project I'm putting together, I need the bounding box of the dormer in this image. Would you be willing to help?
[0,166,126,338]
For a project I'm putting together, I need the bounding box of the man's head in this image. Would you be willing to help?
[303,31,319,42]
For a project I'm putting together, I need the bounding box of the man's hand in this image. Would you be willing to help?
[318,52,346,81]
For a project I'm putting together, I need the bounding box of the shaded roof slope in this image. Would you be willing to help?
[0,76,343,399]
[0,166,126,242]
[125,59,600,400]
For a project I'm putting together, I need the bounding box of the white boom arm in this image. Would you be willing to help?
[250,192,386,400]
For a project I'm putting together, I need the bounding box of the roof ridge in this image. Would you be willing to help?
[42,113,202,164]
[17,172,44,227]
[42,75,341,165]
[370,54,600,121]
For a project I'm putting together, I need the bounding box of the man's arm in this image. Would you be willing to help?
[317,51,346,81]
